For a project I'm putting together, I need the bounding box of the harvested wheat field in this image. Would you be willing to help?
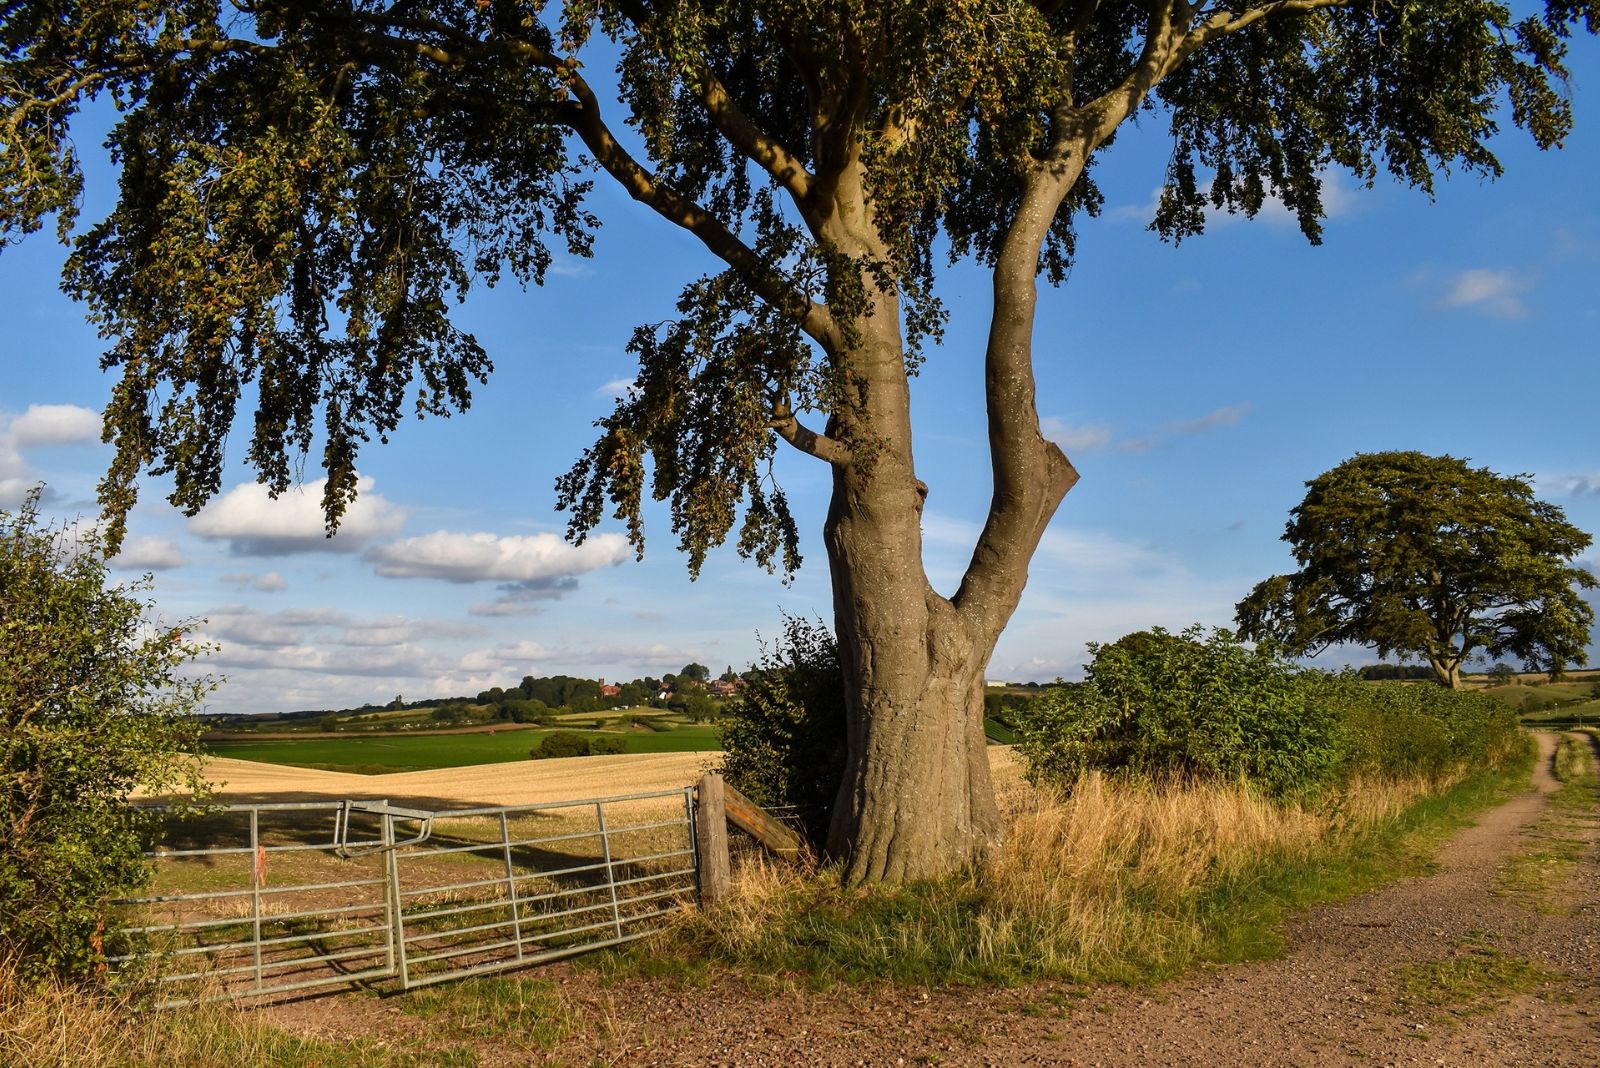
[191,746,1026,809]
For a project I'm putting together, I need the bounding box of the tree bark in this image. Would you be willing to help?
[822,463,1005,883]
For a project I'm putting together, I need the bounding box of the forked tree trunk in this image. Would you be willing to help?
[810,161,1078,884]
[1429,656,1464,689]
[813,318,1010,882]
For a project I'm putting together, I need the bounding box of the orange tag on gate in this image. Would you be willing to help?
[254,843,269,885]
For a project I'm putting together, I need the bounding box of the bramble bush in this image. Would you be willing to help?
[1014,626,1520,798]
[718,615,846,846]
[1,491,213,984]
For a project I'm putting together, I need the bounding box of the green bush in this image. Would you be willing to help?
[718,615,846,845]
[528,731,626,759]
[1329,676,1520,779]
[1014,627,1344,798]
[1,492,213,983]
[1015,625,1524,798]
[530,731,589,759]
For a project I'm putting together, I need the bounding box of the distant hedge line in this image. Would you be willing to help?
[1014,627,1522,799]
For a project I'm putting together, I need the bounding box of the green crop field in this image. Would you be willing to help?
[204,724,722,773]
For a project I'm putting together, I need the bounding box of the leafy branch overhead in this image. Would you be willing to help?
[3,0,1594,564]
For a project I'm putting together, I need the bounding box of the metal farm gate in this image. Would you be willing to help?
[110,788,700,1005]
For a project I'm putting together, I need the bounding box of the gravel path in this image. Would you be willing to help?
[571,731,1600,1066]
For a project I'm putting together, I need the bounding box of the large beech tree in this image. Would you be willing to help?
[3,1,1595,883]
[1236,452,1596,689]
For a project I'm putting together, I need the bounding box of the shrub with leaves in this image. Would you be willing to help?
[1,491,212,984]
[1329,675,1521,779]
[718,615,846,846]
[1014,627,1345,799]
[528,731,625,759]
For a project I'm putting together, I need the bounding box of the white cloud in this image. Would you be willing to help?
[595,377,637,399]
[0,404,103,507]
[1168,402,1250,435]
[365,530,632,589]
[1437,268,1532,319]
[458,640,555,672]
[108,535,185,571]
[221,570,289,592]
[1535,472,1600,499]
[9,404,101,447]
[190,477,406,555]
[1041,418,1112,453]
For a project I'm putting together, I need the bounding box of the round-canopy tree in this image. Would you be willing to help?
[3,1,1596,883]
[1236,452,1597,689]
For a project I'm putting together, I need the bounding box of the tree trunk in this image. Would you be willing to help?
[1428,656,1463,689]
[808,161,1074,885]
[821,461,1003,884]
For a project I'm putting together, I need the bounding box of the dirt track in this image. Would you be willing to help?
[572,731,1600,1066]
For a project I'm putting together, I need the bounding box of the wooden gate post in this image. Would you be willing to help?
[694,772,732,904]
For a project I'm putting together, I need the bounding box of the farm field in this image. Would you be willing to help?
[203,723,722,773]
[189,746,1027,808]
[194,750,721,808]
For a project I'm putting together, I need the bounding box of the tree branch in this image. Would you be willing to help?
[553,83,837,348]
[771,399,851,466]
[1079,0,1354,147]
[607,0,817,212]
[952,162,1083,632]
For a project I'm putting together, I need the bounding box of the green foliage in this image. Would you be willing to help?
[0,491,213,983]
[719,616,846,844]
[1356,664,1436,681]
[667,689,715,722]
[1014,626,1523,796]
[1,3,1592,562]
[1326,677,1521,780]
[1237,452,1596,685]
[1014,627,1345,798]
[528,731,625,760]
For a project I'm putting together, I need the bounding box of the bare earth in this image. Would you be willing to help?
[260,736,1600,1066]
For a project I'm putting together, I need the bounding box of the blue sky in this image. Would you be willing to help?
[3,38,1597,715]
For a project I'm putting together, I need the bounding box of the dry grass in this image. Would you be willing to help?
[660,768,1472,986]
[0,960,358,1068]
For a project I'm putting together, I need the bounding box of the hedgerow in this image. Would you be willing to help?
[1014,626,1520,797]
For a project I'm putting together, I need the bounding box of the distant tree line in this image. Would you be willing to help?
[1355,664,1437,682]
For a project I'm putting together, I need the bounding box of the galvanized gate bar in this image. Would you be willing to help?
[114,786,700,1004]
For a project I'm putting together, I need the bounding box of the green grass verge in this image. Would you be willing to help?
[600,740,1537,990]
[204,724,722,772]
[1394,933,1559,1023]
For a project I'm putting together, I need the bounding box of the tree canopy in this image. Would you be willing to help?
[4,0,1596,882]
[1236,452,1597,688]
